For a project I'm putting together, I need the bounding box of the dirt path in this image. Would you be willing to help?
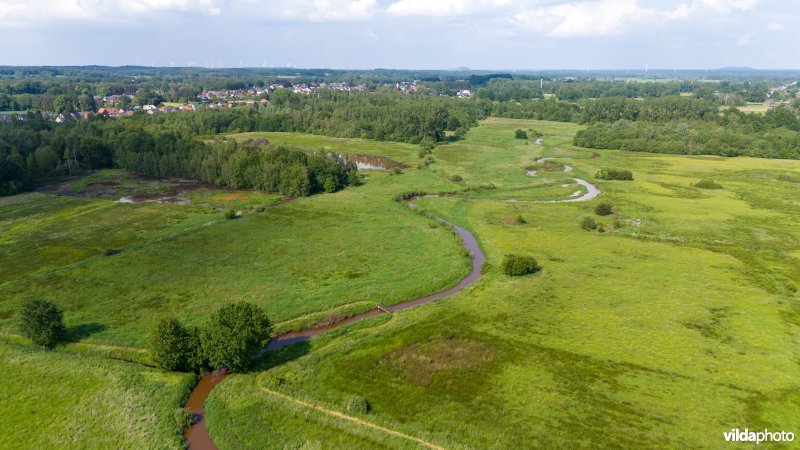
[258,385,447,450]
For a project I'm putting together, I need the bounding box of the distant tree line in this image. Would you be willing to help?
[0,91,482,196]
[574,107,800,159]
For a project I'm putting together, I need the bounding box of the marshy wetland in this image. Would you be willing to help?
[2,118,799,449]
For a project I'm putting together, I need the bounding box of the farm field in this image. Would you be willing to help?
[205,118,800,448]
[1,118,799,449]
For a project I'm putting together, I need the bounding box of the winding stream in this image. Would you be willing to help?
[183,160,601,449]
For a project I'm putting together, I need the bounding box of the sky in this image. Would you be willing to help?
[0,0,797,70]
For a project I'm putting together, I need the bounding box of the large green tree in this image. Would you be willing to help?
[202,302,272,371]
[148,318,191,371]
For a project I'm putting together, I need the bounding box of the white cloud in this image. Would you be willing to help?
[513,0,651,37]
[0,0,376,26]
[697,0,758,12]
[0,0,224,25]
[266,0,376,22]
[767,21,783,31]
[507,0,764,38]
[386,0,511,17]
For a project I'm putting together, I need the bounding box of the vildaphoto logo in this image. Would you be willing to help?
[723,428,795,444]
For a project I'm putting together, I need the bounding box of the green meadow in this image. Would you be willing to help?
[0,338,193,449]
[208,119,800,448]
[1,118,799,448]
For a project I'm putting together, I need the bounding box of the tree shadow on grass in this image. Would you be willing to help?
[249,338,311,373]
[65,322,107,343]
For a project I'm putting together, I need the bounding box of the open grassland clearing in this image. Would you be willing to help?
[0,163,469,347]
[206,118,800,448]
[0,339,194,449]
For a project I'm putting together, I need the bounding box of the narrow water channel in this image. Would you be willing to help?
[182,200,486,449]
[182,168,599,448]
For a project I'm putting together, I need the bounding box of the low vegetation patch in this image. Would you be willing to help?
[595,168,633,181]
[693,179,724,189]
[379,337,494,386]
[581,217,598,231]
[594,202,614,216]
[502,255,541,276]
[514,129,528,139]
[393,190,427,202]
[525,160,565,173]
[343,394,371,415]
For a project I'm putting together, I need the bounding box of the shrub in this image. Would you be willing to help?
[224,209,239,219]
[19,299,66,348]
[595,168,633,181]
[598,223,606,233]
[581,217,598,231]
[450,174,463,182]
[393,190,426,202]
[502,255,541,276]
[103,248,121,256]
[515,215,527,224]
[391,167,403,175]
[514,129,528,139]
[594,202,613,216]
[173,408,193,433]
[344,395,370,415]
[254,206,265,212]
[149,318,191,372]
[693,179,723,189]
[202,302,272,371]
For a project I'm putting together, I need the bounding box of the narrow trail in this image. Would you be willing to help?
[257,385,447,450]
[183,156,600,449]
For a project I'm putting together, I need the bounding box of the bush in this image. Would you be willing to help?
[173,408,193,433]
[393,190,426,202]
[594,202,613,216]
[202,302,272,371]
[344,395,370,415]
[391,167,403,175]
[514,129,528,139]
[19,299,66,348]
[149,318,191,372]
[595,168,633,181]
[224,209,239,219]
[581,217,598,231]
[515,215,526,224]
[450,174,463,182]
[693,179,723,189]
[502,255,541,276]
[103,248,121,256]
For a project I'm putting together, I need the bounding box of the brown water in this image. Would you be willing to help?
[183,199,486,448]
[183,369,228,450]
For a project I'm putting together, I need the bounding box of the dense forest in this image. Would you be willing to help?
[574,107,800,159]
[0,91,479,195]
